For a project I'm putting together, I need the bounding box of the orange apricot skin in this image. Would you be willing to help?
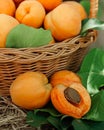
[15,0,46,28]
[0,14,19,48]
[50,70,81,87]
[0,0,16,16]
[63,1,87,20]
[37,0,63,12]
[44,3,81,41]
[10,71,52,110]
[51,83,91,118]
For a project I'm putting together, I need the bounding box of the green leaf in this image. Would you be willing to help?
[60,115,73,130]
[80,0,90,16]
[84,91,104,121]
[78,48,104,121]
[26,102,62,129]
[72,119,104,130]
[78,48,104,95]
[26,111,49,127]
[47,115,74,130]
[81,18,104,35]
[6,24,53,48]
[47,116,62,130]
[34,102,62,117]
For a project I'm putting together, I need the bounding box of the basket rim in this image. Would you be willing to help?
[0,30,97,63]
[0,30,97,50]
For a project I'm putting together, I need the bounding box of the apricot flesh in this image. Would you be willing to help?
[51,83,91,118]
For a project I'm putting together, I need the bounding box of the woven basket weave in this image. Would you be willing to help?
[0,0,98,96]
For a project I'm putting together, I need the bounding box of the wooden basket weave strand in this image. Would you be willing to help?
[0,0,98,96]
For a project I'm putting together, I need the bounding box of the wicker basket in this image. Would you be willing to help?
[0,0,98,96]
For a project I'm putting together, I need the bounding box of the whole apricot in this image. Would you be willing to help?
[51,83,91,118]
[0,0,16,16]
[0,14,19,48]
[15,0,46,28]
[50,70,81,87]
[44,3,81,41]
[10,71,52,110]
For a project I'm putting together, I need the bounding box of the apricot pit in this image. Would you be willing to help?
[64,87,81,105]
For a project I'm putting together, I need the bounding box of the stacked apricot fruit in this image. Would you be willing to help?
[10,70,91,119]
[0,0,90,119]
[0,0,87,47]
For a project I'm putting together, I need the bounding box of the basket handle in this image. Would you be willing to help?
[89,0,99,18]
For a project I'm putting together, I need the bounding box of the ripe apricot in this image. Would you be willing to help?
[50,70,81,87]
[64,1,87,20]
[51,83,91,118]
[44,3,81,41]
[10,71,52,110]
[15,0,46,28]
[0,0,16,16]
[37,0,62,12]
[0,14,19,48]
